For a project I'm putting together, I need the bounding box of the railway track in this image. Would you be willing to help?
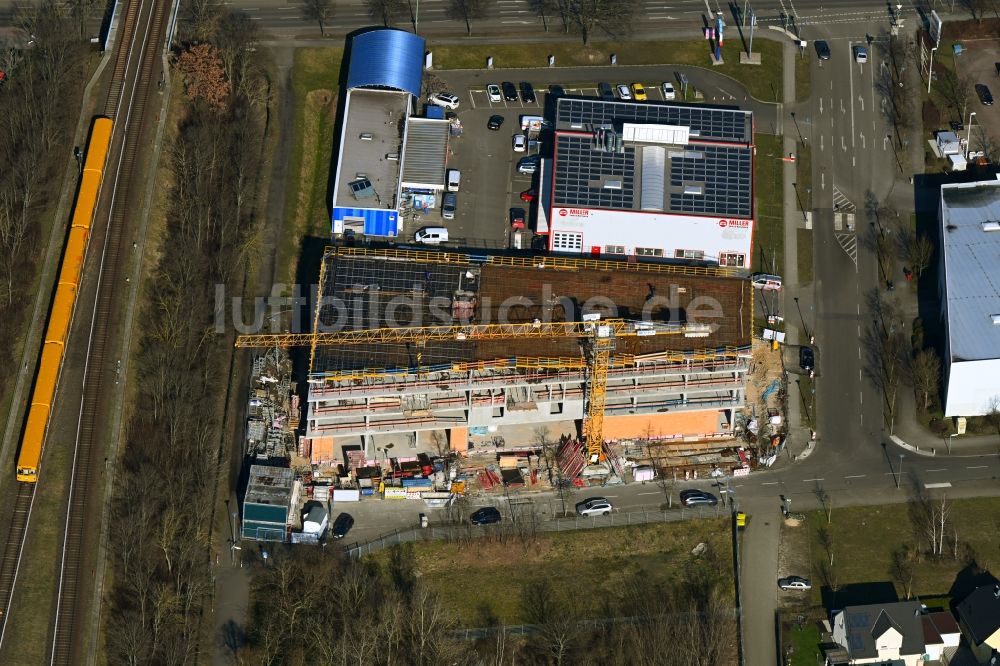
[0,0,171,661]
[50,0,170,661]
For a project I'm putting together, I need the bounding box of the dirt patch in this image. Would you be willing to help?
[746,339,785,414]
[570,47,608,65]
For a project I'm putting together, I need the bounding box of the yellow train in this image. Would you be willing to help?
[16,117,113,483]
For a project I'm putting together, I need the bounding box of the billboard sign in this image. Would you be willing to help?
[929,10,943,48]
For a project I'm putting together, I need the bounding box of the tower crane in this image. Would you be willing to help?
[235,318,710,461]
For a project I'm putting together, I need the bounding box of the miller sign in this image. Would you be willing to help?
[557,208,590,218]
[718,218,751,228]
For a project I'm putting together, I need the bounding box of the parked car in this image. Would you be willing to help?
[414,227,449,244]
[598,82,614,100]
[799,345,815,372]
[509,207,526,230]
[520,188,537,202]
[549,84,565,99]
[512,133,527,152]
[427,92,459,110]
[631,82,647,101]
[470,506,502,525]
[576,497,613,516]
[680,489,719,507]
[487,84,502,103]
[517,155,539,174]
[502,81,518,102]
[854,45,868,63]
[815,40,831,60]
[487,114,505,130]
[616,83,632,100]
[442,192,457,220]
[519,81,536,104]
[661,82,676,100]
[977,83,994,106]
[778,576,812,591]
[330,512,354,539]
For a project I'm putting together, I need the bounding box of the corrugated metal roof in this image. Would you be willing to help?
[640,146,665,211]
[347,29,425,96]
[941,180,1000,362]
[332,207,400,237]
[400,118,448,188]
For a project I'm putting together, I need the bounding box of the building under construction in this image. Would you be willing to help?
[289,248,752,468]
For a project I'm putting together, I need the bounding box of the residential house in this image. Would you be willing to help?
[956,583,1000,663]
[922,610,962,662]
[831,600,925,665]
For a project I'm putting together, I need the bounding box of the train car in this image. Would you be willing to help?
[16,117,113,483]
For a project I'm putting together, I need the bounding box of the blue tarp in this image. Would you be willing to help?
[332,207,399,237]
[425,105,445,119]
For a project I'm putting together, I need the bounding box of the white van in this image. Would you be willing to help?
[414,227,449,244]
[446,169,461,192]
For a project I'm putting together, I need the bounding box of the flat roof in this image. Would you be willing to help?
[245,465,294,506]
[400,118,449,189]
[940,180,1000,362]
[333,88,411,210]
[310,252,751,376]
[553,133,752,217]
[555,97,753,143]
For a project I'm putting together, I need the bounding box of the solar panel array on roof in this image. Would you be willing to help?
[670,144,752,217]
[556,98,750,143]
[555,134,635,208]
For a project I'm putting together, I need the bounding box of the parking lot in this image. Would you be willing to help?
[403,65,776,251]
[952,42,1000,156]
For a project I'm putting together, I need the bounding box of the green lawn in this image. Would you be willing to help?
[784,618,824,666]
[796,498,1000,603]
[797,229,814,284]
[795,49,812,103]
[427,38,787,102]
[372,518,732,625]
[754,133,785,275]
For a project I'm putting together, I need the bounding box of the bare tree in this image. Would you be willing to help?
[937,68,974,118]
[910,348,941,411]
[814,483,833,524]
[985,395,1000,439]
[817,525,835,566]
[367,0,404,26]
[563,0,636,44]
[301,0,333,35]
[906,233,933,280]
[890,545,916,599]
[528,0,564,32]
[447,0,487,35]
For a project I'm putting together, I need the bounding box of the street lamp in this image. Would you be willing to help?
[966,111,977,159]
[896,454,904,490]
[928,46,938,95]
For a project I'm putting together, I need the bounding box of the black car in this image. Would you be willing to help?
[519,81,536,104]
[977,83,994,106]
[799,345,815,372]
[597,82,614,100]
[470,507,502,525]
[815,40,831,60]
[680,489,719,507]
[330,512,354,539]
[502,81,518,102]
[549,84,565,99]
[487,114,504,130]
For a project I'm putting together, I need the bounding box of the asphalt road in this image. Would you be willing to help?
[215,0,941,39]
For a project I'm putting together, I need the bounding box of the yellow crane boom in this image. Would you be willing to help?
[235,318,709,460]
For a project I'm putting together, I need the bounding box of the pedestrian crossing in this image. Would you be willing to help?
[836,233,858,265]
[832,187,855,213]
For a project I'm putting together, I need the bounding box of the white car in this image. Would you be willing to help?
[616,84,632,100]
[854,45,868,64]
[576,497,613,517]
[661,82,676,100]
[487,84,502,103]
[512,134,527,152]
[778,576,812,591]
[427,92,459,110]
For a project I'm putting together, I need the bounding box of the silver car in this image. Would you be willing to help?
[778,576,812,591]
[576,497,613,516]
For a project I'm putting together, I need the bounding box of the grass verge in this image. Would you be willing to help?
[797,229,813,284]
[277,48,344,286]
[373,518,731,625]
[788,498,1000,604]
[795,50,812,103]
[427,38,786,102]
[754,133,784,275]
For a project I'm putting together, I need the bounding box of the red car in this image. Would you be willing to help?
[519,188,537,202]
[509,207,526,230]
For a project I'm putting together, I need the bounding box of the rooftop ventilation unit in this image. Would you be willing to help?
[992,314,1000,326]
[982,221,1000,232]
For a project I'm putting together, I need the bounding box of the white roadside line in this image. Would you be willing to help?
[802,478,824,482]
[844,474,865,479]
[925,482,952,489]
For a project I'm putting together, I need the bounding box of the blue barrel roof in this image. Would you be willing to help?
[347,30,425,97]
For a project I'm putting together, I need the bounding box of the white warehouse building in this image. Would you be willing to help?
[539,98,755,268]
[939,178,1000,417]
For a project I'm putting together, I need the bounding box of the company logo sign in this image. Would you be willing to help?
[718,219,751,228]
[556,208,590,218]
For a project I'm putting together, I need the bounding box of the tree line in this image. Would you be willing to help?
[0,2,89,410]
[233,541,736,665]
[105,6,269,663]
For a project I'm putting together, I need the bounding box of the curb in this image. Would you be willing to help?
[889,434,936,457]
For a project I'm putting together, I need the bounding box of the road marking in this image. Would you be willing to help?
[802,478,825,482]
[604,495,619,498]
[926,468,947,472]
[761,481,779,486]
[844,474,865,479]
[925,482,952,489]
[637,491,660,495]
[967,465,988,470]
